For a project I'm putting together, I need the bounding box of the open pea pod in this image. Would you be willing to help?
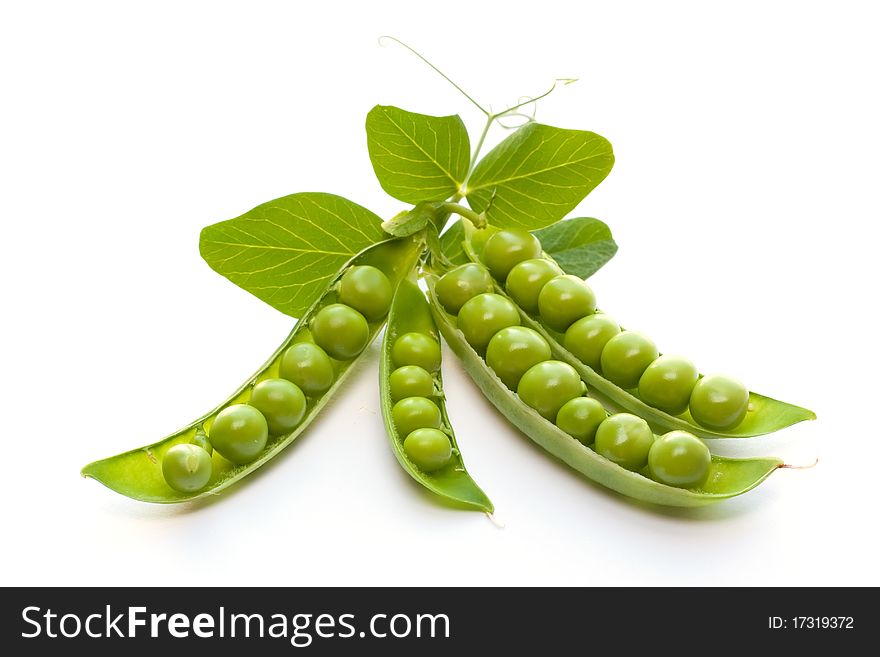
[380,278,493,512]
[461,226,815,440]
[82,236,423,503]
[426,277,782,507]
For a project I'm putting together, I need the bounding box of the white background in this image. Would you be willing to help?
[2,0,878,586]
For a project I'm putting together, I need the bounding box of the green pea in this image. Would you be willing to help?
[391,396,442,438]
[481,228,542,281]
[638,355,699,415]
[209,404,268,465]
[537,275,597,332]
[389,365,434,403]
[563,313,620,369]
[311,303,370,360]
[689,374,749,430]
[457,293,521,353]
[599,331,659,389]
[162,443,213,493]
[594,413,654,471]
[192,429,213,456]
[485,326,552,390]
[648,430,711,488]
[250,378,307,435]
[338,265,392,321]
[517,360,585,421]
[279,342,335,397]
[435,263,494,314]
[505,258,563,314]
[403,428,453,472]
[391,332,442,373]
[555,397,606,445]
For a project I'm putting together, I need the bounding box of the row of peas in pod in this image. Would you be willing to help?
[161,265,394,493]
[435,258,712,488]
[478,228,751,432]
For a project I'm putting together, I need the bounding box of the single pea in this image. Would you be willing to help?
[638,355,699,415]
[403,428,453,472]
[391,396,442,438]
[391,332,442,373]
[485,326,552,390]
[594,413,655,471]
[338,265,392,321]
[599,331,659,389]
[457,293,521,353]
[517,360,585,421]
[505,258,563,314]
[209,404,268,465]
[279,342,335,397]
[162,444,213,493]
[481,228,543,281]
[563,313,620,369]
[250,378,307,435]
[435,263,494,314]
[192,429,213,456]
[689,374,750,430]
[555,397,607,445]
[648,430,711,488]
[389,365,434,403]
[537,275,597,332]
[311,303,370,360]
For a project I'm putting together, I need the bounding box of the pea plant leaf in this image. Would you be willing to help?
[466,123,614,230]
[366,105,470,203]
[381,201,440,237]
[533,217,618,279]
[199,192,386,317]
[439,219,468,266]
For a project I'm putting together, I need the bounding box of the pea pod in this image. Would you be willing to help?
[461,226,815,440]
[426,277,783,507]
[82,236,423,503]
[380,278,493,512]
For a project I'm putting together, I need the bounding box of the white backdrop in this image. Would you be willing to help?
[2,0,878,586]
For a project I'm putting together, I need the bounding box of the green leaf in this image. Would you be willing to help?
[439,219,468,267]
[533,217,618,278]
[381,201,438,237]
[466,123,614,230]
[199,192,386,317]
[366,105,470,203]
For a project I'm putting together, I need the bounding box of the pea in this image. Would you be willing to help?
[505,258,563,314]
[457,293,521,353]
[435,263,494,314]
[563,313,620,369]
[594,413,654,471]
[391,396,442,438]
[555,397,606,445]
[648,430,711,488]
[162,443,213,493]
[250,378,307,435]
[403,428,453,472]
[517,360,585,421]
[209,404,268,465]
[689,374,749,430]
[638,355,699,415]
[599,331,658,389]
[537,275,597,332]
[338,265,392,321]
[391,332,442,373]
[388,365,434,403]
[481,228,542,281]
[279,342,335,396]
[485,326,552,390]
[311,303,371,360]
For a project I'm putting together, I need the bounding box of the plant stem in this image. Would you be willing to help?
[437,202,486,229]
[462,114,494,191]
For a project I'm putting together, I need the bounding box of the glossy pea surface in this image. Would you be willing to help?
[555,397,606,445]
[537,275,597,332]
[482,228,542,281]
[485,326,552,390]
[594,413,654,471]
[209,404,269,465]
[162,444,213,493]
[279,342,335,396]
[391,396,442,438]
[435,263,494,314]
[311,304,370,360]
[250,378,307,435]
[388,365,434,403]
[648,430,711,488]
[564,313,620,369]
[457,293,521,353]
[517,360,585,421]
[600,331,659,389]
[338,265,392,320]
[505,258,563,314]
[403,428,453,472]
[638,355,699,415]
[689,374,750,430]
[391,332,442,373]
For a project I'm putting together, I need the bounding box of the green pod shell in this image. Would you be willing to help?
[380,278,493,512]
[81,236,423,503]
